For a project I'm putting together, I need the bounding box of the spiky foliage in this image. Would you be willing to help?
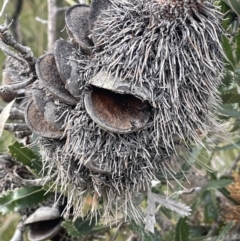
[35,0,225,223]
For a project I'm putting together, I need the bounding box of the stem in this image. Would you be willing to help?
[15,130,32,139]
[0,107,24,120]
[0,24,36,74]
[0,42,27,66]
[13,168,57,186]
[0,75,34,93]
[4,123,30,132]
[47,0,57,51]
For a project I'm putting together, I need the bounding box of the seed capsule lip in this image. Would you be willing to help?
[36,53,77,106]
[87,71,153,134]
[84,86,151,134]
[25,100,64,139]
[27,223,62,241]
[24,207,61,224]
[24,207,62,241]
[54,39,74,85]
[89,71,153,103]
[65,4,93,54]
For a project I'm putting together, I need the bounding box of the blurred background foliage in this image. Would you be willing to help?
[1,0,240,240]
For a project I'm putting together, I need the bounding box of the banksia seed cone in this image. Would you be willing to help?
[23,0,224,222]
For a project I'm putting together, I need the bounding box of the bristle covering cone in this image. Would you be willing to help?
[34,0,224,222]
[92,0,224,150]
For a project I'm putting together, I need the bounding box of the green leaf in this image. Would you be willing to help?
[218,105,240,118]
[92,225,110,233]
[221,71,233,86]
[191,179,232,211]
[61,220,81,238]
[163,230,177,241]
[236,67,240,77]
[220,8,231,30]
[201,179,232,192]
[73,216,98,237]
[209,173,239,205]
[30,158,43,175]
[213,140,240,151]
[8,141,42,174]
[0,186,52,214]
[222,35,235,70]
[219,1,231,13]
[62,217,109,239]
[159,206,172,220]
[231,122,240,132]
[221,92,240,104]
[213,222,234,241]
[129,221,162,241]
[203,190,218,223]
[235,32,240,63]
[175,217,189,241]
[223,0,240,16]
[182,147,203,172]
[189,225,210,239]
[8,141,38,167]
[156,171,186,181]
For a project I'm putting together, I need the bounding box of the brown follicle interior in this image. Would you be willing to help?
[26,101,63,139]
[38,54,64,88]
[89,87,151,132]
